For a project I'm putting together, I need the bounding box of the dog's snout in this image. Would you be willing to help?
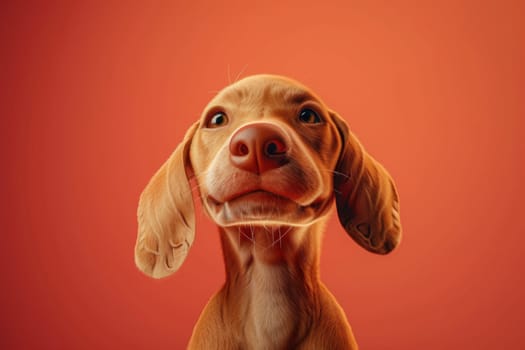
[229,123,290,174]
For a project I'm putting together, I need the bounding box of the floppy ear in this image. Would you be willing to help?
[135,122,199,278]
[331,112,402,254]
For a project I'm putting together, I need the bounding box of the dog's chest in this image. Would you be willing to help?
[243,264,296,350]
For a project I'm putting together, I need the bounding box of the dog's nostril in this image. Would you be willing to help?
[267,142,277,155]
[265,140,287,156]
[238,143,249,156]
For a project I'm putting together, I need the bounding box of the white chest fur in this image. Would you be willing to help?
[244,263,296,350]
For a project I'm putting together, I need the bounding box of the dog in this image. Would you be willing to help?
[135,74,402,349]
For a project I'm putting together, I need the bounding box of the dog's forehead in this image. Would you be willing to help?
[206,75,325,110]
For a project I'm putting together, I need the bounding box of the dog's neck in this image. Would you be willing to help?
[218,222,325,348]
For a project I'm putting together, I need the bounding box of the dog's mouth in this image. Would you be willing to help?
[209,189,289,205]
[206,189,324,227]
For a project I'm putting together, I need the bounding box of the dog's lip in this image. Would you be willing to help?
[207,189,326,213]
[208,188,293,205]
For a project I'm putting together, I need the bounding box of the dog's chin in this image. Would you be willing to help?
[205,191,322,228]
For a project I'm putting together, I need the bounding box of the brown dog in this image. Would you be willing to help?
[135,75,401,349]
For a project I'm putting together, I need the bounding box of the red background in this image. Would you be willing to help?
[1,1,524,349]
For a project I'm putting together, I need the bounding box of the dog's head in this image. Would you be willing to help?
[135,75,401,278]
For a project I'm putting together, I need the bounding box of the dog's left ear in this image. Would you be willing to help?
[135,122,199,278]
[331,111,402,254]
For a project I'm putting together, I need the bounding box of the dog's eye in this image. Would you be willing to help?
[299,109,322,124]
[206,112,229,128]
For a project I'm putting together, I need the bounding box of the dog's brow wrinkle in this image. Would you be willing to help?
[288,91,316,105]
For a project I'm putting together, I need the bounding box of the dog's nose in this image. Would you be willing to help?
[229,123,290,174]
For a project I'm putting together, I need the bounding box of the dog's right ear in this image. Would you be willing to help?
[135,122,199,279]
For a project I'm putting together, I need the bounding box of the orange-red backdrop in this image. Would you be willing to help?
[1,1,524,349]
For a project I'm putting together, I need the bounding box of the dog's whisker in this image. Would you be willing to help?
[192,170,215,185]
[264,224,270,242]
[189,182,203,193]
[238,222,258,245]
[324,169,351,180]
[265,225,293,250]
[240,230,255,243]
[234,64,248,83]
